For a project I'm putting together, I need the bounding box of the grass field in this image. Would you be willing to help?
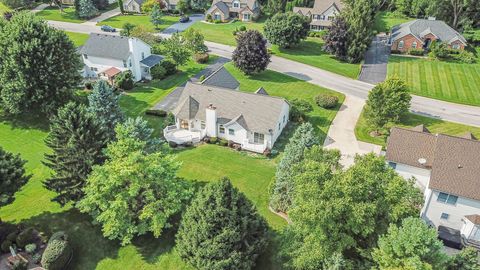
[355,110,480,147]
[65,31,89,46]
[0,2,10,13]
[190,20,265,46]
[388,52,480,106]
[98,14,179,32]
[374,11,413,33]
[36,6,85,23]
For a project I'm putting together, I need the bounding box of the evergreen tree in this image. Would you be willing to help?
[118,0,125,13]
[264,12,310,48]
[78,0,99,19]
[232,30,270,75]
[115,117,162,153]
[43,102,109,205]
[189,0,209,11]
[176,178,268,270]
[0,146,31,206]
[88,80,125,140]
[270,122,320,212]
[323,16,349,60]
[150,4,162,29]
[0,12,81,115]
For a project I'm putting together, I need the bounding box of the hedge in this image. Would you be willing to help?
[315,94,339,109]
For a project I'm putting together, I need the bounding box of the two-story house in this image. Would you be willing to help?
[386,126,480,248]
[205,0,260,22]
[79,33,164,82]
[293,0,343,31]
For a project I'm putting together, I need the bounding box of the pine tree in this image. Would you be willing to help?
[0,146,31,206]
[88,80,125,140]
[150,4,162,29]
[78,0,98,19]
[176,178,268,270]
[43,102,109,205]
[115,117,162,153]
[232,30,270,75]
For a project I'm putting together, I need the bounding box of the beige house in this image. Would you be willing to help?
[123,0,145,13]
[293,0,343,31]
[205,0,260,22]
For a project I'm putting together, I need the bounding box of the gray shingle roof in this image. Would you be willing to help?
[172,82,288,134]
[255,87,268,95]
[140,54,164,67]
[293,0,343,15]
[201,67,240,90]
[79,34,131,60]
[391,19,467,45]
[208,1,229,15]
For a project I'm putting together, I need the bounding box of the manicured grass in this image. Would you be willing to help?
[270,38,361,79]
[65,31,89,46]
[190,20,265,46]
[98,14,179,32]
[355,110,480,147]
[374,11,413,33]
[388,52,480,106]
[0,2,10,13]
[36,6,85,23]
[225,63,344,143]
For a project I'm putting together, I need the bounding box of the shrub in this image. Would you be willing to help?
[209,137,218,144]
[85,82,93,90]
[6,232,18,242]
[1,240,12,252]
[161,60,177,76]
[169,141,178,148]
[16,227,35,248]
[114,71,134,90]
[408,49,424,56]
[219,139,228,146]
[289,98,313,122]
[308,31,326,38]
[239,25,246,31]
[41,232,72,270]
[193,53,209,63]
[206,14,212,21]
[12,260,27,270]
[214,19,222,24]
[429,42,450,59]
[145,109,167,117]
[0,220,17,243]
[263,148,271,157]
[315,94,339,109]
[455,50,476,64]
[151,65,167,80]
[32,253,42,264]
[25,243,36,254]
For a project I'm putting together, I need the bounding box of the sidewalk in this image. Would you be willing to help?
[31,3,49,13]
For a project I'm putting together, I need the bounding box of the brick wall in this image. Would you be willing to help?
[391,34,423,52]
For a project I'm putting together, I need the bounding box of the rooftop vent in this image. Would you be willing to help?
[418,158,427,165]
[458,164,463,169]
[428,16,436,21]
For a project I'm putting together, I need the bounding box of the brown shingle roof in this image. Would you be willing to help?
[466,215,480,225]
[293,0,343,16]
[386,127,436,168]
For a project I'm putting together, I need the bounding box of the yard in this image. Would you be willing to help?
[388,51,480,106]
[373,11,413,33]
[0,2,10,13]
[65,31,89,46]
[35,6,85,23]
[355,110,480,147]
[98,14,179,32]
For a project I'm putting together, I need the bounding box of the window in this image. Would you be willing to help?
[388,162,397,169]
[440,213,449,220]
[398,40,404,49]
[141,52,145,59]
[253,132,264,144]
[219,125,225,134]
[215,13,221,20]
[233,1,239,7]
[180,120,188,129]
[243,13,250,20]
[452,43,460,49]
[437,192,458,205]
[123,60,127,68]
[278,123,281,130]
[144,67,149,73]
[229,129,235,135]
[320,15,325,20]
[412,41,417,49]
[201,121,205,129]
[83,54,88,59]
[283,115,286,123]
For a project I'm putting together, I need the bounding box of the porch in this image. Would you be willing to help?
[163,125,203,145]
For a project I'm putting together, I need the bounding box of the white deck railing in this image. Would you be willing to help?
[164,126,202,145]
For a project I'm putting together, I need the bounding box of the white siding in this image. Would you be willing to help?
[271,102,290,145]
[393,163,431,192]
[220,122,247,143]
[129,38,151,81]
[82,55,126,78]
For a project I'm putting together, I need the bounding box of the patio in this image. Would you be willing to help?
[163,125,202,145]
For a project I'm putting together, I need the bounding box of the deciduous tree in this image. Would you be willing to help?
[323,16,349,60]
[189,0,209,11]
[78,0,99,19]
[264,12,310,48]
[182,28,207,53]
[0,146,30,206]
[115,117,162,153]
[163,33,191,68]
[448,247,480,270]
[232,30,270,75]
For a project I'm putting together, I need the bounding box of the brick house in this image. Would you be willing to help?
[205,0,260,22]
[389,18,467,52]
[293,0,343,31]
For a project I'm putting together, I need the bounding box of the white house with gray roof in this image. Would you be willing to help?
[79,33,164,82]
[164,82,290,153]
[123,0,145,13]
[206,0,260,22]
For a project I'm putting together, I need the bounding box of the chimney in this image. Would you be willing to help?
[205,104,217,137]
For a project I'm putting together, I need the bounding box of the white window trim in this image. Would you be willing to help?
[398,40,404,49]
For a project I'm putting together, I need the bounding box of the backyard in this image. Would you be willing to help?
[65,31,89,46]
[36,6,85,23]
[388,49,480,106]
[98,14,179,32]
[373,11,413,33]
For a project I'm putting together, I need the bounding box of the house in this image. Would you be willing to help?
[205,0,260,22]
[164,82,290,153]
[123,0,145,13]
[389,18,467,52]
[386,126,480,248]
[163,0,179,10]
[79,33,164,82]
[293,0,343,31]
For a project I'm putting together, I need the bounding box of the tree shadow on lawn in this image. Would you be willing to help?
[275,39,328,57]
[244,70,301,84]
[0,111,50,131]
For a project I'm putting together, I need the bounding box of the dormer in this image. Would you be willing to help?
[232,0,240,8]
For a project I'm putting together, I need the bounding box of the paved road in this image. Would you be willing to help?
[47,20,121,34]
[161,14,204,35]
[358,36,390,84]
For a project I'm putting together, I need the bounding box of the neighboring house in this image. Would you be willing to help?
[389,18,467,52]
[164,82,290,153]
[205,0,260,22]
[386,126,480,248]
[293,0,343,31]
[123,0,145,13]
[79,33,164,82]
[163,0,179,10]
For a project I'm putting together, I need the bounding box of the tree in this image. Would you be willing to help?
[150,4,162,29]
[288,98,313,122]
[266,0,286,15]
[0,146,30,206]
[43,102,109,205]
[142,0,166,13]
[118,0,124,13]
[232,30,270,75]
[115,117,162,153]
[120,22,136,36]
[372,217,448,269]
[428,0,479,29]
[176,0,188,14]
[163,33,191,68]
[78,0,99,19]
[115,71,135,90]
[448,247,480,270]
[78,130,192,245]
[0,12,81,115]
[264,12,310,48]
[130,25,161,45]
[280,154,423,268]
[182,28,207,54]
[364,77,411,133]
[176,178,268,270]
[323,16,349,60]
[92,0,108,9]
[189,0,209,11]
[269,122,323,212]
[88,80,125,140]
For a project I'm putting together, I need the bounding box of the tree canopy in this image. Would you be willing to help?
[323,16,349,60]
[232,30,270,75]
[163,33,192,68]
[0,146,31,206]
[264,12,310,48]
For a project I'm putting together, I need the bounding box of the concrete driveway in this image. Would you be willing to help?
[161,14,204,36]
[358,35,390,84]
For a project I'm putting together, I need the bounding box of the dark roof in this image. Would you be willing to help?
[140,54,164,67]
[391,19,467,45]
[201,67,240,90]
[102,67,122,77]
[207,1,229,15]
[79,34,131,60]
[255,87,269,95]
[386,127,480,201]
[412,124,430,133]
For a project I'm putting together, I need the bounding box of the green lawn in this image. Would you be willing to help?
[36,6,85,23]
[374,11,413,33]
[388,52,480,106]
[190,20,265,46]
[355,110,480,147]
[98,14,179,32]
[65,31,89,46]
[0,2,10,13]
